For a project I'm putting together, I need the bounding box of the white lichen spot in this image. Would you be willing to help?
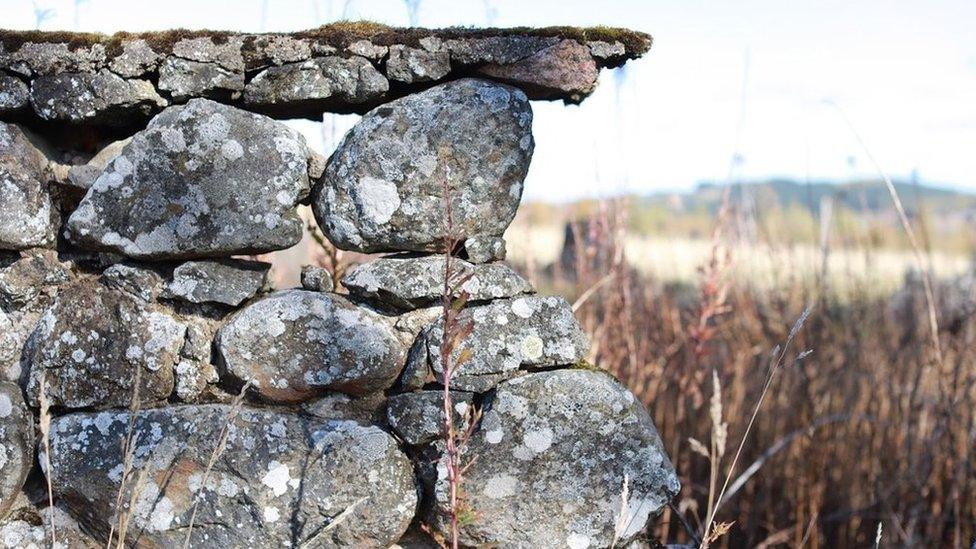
[485,429,504,444]
[511,298,533,319]
[355,176,401,224]
[520,335,544,360]
[566,532,591,549]
[523,427,554,454]
[0,394,11,418]
[482,474,518,499]
[220,139,244,161]
[261,461,292,497]
[263,506,281,522]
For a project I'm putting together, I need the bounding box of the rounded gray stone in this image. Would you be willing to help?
[65,99,311,260]
[0,382,32,521]
[429,369,680,546]
[47,406,418,548]
[216,290,407,402]
[313,78,533,254]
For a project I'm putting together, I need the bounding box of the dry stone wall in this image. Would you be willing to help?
[0,25,677,548]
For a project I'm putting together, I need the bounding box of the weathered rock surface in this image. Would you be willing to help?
[29,70,166,124]
[158,57,244,101]
[343,255,532,311]
[217,290,407,402]
[314,78,533,253]
[300,264,334,292]
[414,295,589,391]
[1,26,651,131]
[0,41,106,76]
[463,235,506,263]
[478,39,599,101]
[244,56,388,116]
[0,249,70,309]
[0,75,29,114]
[162,259,269,306]
[107,39,161,78]
[386,45,451,83]
[0,500,99,549]
[0,122,58,250]
[0,383,32,520]
[386,390,474,446]
[64,137,130,190]
[302,391,387,424]
[100,262,165,302]
[23,278,186,409]
[428,370,680,546]
[47,406,418,547]
[66,99,310,259]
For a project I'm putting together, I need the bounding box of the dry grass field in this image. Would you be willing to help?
[501,199,976,548]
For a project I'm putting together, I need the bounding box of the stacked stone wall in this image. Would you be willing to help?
[0,25,676,548]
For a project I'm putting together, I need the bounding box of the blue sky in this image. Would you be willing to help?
[3,0,975,201]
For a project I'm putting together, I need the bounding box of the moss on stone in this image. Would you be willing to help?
[0,22,651,59]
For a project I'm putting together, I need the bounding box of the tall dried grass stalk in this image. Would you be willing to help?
[182,381,252,549]
[38,375,55,548]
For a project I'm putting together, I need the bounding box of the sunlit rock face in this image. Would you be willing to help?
[66,99,311,260]
[408,295,590,392]
[313,78,534,254]
[46,406,417,547]
[216,290,408,403]
[428,370,680,547]
[342,254,533,312]
[23,278,186,410]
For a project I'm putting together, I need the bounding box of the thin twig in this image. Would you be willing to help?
[825,100,942,366]
[701,305,812,544]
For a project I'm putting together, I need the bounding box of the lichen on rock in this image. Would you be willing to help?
[65,98,311,260]
[313,78,534,254]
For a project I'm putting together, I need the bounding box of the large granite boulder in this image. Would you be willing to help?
[46,406,418,547]
[244,56,388,117]
[0,122,58,250]
[313,78,533,253]
[0,383,32,520]
[23,278,186,409]
[411,295,589,391]
[342,255,533,312]
[428,370,680,546]
[65,98,311,260]
[217,290,407,402]
[29,70,166,124]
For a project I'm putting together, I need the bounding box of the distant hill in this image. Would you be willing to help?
[515,179,976,253]
[647,179,976,218]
